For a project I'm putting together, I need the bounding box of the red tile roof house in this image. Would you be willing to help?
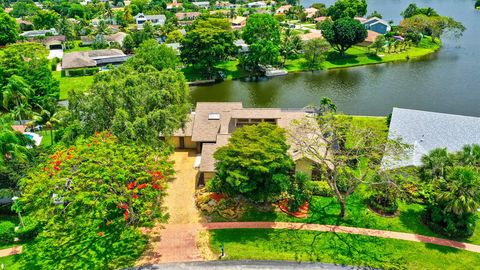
[163,102,323,186]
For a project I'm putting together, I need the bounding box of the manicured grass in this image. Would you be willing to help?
[0,255,21,270]
[38,130,53,147]
[182,60,247,82]
[53,71,94,100]
[285,37,441,72]
[64,41,93,53]
[210,229,480,269]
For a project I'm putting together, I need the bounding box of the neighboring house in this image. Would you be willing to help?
[304,7,318,18]
[192,1,210,9]
[230,16,247,29]
[16,19,33,31]
[175,12,201,21]
[362,17,391,34]
[358,30,380,46]
[62,49,129,75]
[300,32,323,41]
[164,102,320,185]
[20,28,58,38]
[33,35,66,50]
[354,16,368,23]
[276,5,292,14]
[247,1,267,8]
[234,39,249,53]
[215,1,236,9]
[314,16,329,23]
[134,13,166,28]
[80,33,127,46]
[166,0,183,10]
[382,108,480,170]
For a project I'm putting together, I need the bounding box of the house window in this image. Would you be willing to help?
[208,113,220,120]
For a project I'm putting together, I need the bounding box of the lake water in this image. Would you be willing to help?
[190,0,480,116]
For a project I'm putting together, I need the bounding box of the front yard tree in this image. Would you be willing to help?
[327,0,368,20]
[370,35,386,55]
[242,13,281,45]
[181,18,236,79]
[320,17,367,56]
[287,113,406,218]
[0,11,18,46]
[240,40,280,76]
[19,133,173,269]
[303,38,331,71]
[128,39,179,71]
[210,122,294,203]
[68,65,190,145]
[32,10,59,30]
[280,28,302,65]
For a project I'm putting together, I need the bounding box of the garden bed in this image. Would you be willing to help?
[278,200,309,219]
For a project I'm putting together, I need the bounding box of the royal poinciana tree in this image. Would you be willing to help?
[287,113,406,218]
[19,132,173,269]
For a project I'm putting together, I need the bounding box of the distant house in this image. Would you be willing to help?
[304,7,318,18]
[276,5,292,14]
[164,102,320,185]
[362,17,391,34]
[166,0,183,10]
[80,32,127,46]
[175,12,201,21]
[314,16,329,23]
[62,49,129,75]
[234,39,249,53]
[215,1,236,9]
[20,28,58,38]
[358,30,380,46]
[192,1,210,9]
[16,19,33,31]
[230,16,247,29]
[134,13,166,28]
[247,1,267,8]
[166,43,181,55]
[382,108,480,170]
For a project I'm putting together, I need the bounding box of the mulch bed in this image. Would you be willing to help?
[367,204,399,218]
[278,199,309,218]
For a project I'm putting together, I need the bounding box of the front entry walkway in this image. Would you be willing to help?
[137,150,204,265]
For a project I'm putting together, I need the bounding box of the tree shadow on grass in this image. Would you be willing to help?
[326,52,361,66]
[422,242,462,254]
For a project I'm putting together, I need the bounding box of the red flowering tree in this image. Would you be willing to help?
[18,132,173,269]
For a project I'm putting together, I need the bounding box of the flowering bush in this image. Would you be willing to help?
[19,132,174,269]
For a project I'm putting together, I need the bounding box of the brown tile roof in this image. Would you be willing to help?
[191,102,243,142]
[62,49,126,69]
[199,134,230,172]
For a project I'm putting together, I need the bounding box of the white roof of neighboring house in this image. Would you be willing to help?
[276,5,292,13]
[134,13,166,21]
[382,108,480,169]
[20,28,58,37]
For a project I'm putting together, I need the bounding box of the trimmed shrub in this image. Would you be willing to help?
[0,221,16,244]
[308,181,332,197]
[368,194,398,215]
[16,217,40,242]
[66,67,100,77]
[423,205,477,239]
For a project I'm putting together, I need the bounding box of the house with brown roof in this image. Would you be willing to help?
[230,16,247,29]
[165,102,320,186]
[61,49,129,75]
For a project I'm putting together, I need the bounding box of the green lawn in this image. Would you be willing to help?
[182,60,247,82]
[53,71,94,100]
[0,254,21,270]
[0,216,18,249]
[285,37,440,72]
[64,41,93,53]
[210,229,480,269]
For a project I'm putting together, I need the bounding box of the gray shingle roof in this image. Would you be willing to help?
[62,49,126,69]
[383,108,480,169]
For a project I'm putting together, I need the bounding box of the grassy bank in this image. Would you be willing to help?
[210,229,480,269]
[53,71,94,100]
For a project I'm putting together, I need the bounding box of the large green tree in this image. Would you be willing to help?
[242,13,281,45]
[327,0,367,20]
[303,38,331,70]
[32,10,59,30]
[400,14,465,42]
[240,40,280,76]
[11,0,39,18]
[0,11,18,46]
[68,65,190,145]
[401,3,438,19]
[127,39,179,71]
[320,17,367,56]
[210,122,294,203]
[19,132,173,269]
[181,17,236,78]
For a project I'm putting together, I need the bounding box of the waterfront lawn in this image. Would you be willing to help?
[182,60,246,81]
[53,71,94,100]
[210,229,480,270]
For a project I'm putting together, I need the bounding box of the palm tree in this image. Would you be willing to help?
[2,75,33,122]
[420,148,452,180]
[457,144,480,166]
[437,167,480,215]
[319,97,337,114]
[28,106,66,146]
[0,117,32,167]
